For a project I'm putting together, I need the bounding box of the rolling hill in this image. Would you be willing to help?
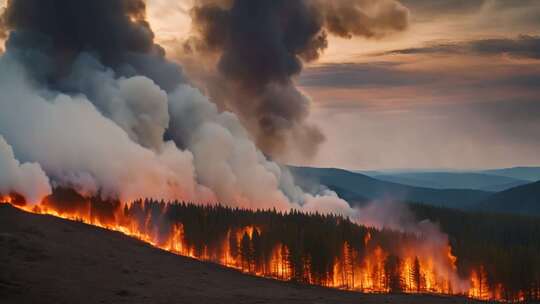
[369,172,529,192]
[289,167,491,209]
[480,167,540,182]
[475,181,540,216]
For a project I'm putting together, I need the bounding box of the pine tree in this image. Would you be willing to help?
[228,230,239,266]
[240,232,252,272]
[252,229,262,273]
[412,256,421,293]
[384,255,404,293]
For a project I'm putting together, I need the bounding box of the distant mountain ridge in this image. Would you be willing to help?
[479,167,540,182]
[476,181,540,216]
[368,172,529,192]
[289,166,491,209]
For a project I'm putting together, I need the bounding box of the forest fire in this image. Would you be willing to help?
[1,192,522,302]
[0,1,538,304]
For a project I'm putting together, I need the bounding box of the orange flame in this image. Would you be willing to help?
[0,198,515,302]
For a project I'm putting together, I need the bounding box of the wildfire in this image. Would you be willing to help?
[0,193,26,206]
[0,197,517,302]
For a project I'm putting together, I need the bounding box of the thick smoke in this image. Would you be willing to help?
[60,54,171,151]
[0,54,210,203]
[0,0,184,90]
[185,0,409,159]
[316,0,409,39]
[1,0,156,65]
[0,135,51,204]
[0,0,354,216]
[168,84,292,209]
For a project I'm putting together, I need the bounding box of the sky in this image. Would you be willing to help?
[2,0,539,171]
[298,0,540,170]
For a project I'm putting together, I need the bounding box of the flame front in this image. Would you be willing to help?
[329,243,457,294]
[1,197,522,302]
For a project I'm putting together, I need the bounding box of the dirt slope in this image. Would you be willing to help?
[0,204,478,304]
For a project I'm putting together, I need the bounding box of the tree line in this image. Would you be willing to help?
[31,189,540,301]
[410,203,540,301]
[121,200,475,297]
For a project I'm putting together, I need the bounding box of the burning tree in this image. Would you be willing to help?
[4,194,540,302]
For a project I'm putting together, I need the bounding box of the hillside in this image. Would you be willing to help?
[476,181,540,216]
[289,167,491,209]
[0,204,477,304]
[480,167,540,182]
[370,172,529,192]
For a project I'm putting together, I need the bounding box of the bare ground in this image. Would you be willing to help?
[0,204,481,304]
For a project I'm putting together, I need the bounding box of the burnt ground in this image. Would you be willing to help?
[0,204,481,304]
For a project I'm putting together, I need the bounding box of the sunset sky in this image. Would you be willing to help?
[298,1,540,170]
[3,0,539,170]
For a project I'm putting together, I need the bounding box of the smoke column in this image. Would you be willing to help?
[184,0,409,159]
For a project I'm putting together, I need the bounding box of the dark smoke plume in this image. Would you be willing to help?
[2,0,155,64]
[185,0,409,159]
[0,0,184,90]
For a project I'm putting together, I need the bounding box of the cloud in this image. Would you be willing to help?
[296,54,540,170]
[307,96,540,171]
[401,0,540,23]
[383,35,540,59]
[315,0,409,39]
[299,62,437,89]
[300,56,540,95]
[400,0,485,16]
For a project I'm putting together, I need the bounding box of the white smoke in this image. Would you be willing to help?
[61,54,170,152]
[168,84,293,210]
[0,50,354,216]
[0,135,51,204]
[353,199,470,292]
[302,189,356,216]
[0,54,212,203]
